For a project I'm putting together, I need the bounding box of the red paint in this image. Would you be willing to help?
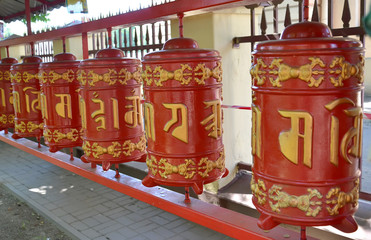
[39,53,82,153]
[142,38,228,194]
[0,58,18,132]
[10,56,43,140]
[251,22,364,232]
[78,48,145,171]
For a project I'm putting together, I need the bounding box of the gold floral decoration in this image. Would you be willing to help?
[82,136,146,159]
[77,67,142,87]
[329,55,364,87]
[268,185,322,217]
[250,176,267,205]
[27,122,44,132]
[0,70,11,81]
[146,150,225,179]
[250,58,268,86]
[44,128,81,143]
[0,114,14,124]
[40,70,75,84]
[142,62,222,87]
[326,178,359,215]
[10,71,38,83]
[268,57,326,87]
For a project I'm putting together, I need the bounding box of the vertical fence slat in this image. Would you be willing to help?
[311,0,319,22]
[342,0,351,29]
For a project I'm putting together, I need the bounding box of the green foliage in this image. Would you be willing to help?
[21,13,50,24]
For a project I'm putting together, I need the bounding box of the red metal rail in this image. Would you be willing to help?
[0,132,316,240]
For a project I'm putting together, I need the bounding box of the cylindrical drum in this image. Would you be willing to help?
[141,38,228,195]
[0,58,18,132]
[78,48,146,171]
[250,22,364,233]
[11,56,43,140]
[39,53,82,152]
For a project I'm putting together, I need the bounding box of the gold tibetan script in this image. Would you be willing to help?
[201,100,222,139]
[55,94,72,119]
[325,98,363,166]
[91,94,106,131]
[279,110,313,168]
[0,88,5,107]
[13,91,21,113]
[23,87,40,113]
[79,95,87,130]
[144,103,155,141]
[252,106,262,158]
[40,93,48,119]
[125,92,142,128]
[163,103,188,143]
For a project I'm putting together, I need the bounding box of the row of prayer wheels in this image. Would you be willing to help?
[0,37,228,196]
[0,21,364,234]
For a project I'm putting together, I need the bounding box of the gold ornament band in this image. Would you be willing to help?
[146,150,225,179]
[82,135,146,159]
[143,62,222,87]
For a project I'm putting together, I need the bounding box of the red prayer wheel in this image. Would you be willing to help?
[78,48,146,171]
[11,56,43,140]
[250,22,364,233]
[0,57,18,133]
[141,38,228,195]
[39,53,82,152]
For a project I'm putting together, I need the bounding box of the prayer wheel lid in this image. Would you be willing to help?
[0,57,17,65]
[143,37,220,61]
[53,53,77,61]
[96,48,125,58]
[22,56,42,64]
[255,21,362,52]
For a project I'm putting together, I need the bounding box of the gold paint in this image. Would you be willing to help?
[325,98,363,166]
[77,68,142,86]
[15,121,26,133]
[144,102,155,141]
[200,99,222,139]
[40,93,48,119]
[40,70,75,84]
[55,94,72,119]
[82,136,146,159]
[198,150,225,177]
[268,57,326,87]
[0,114,14,124]
[146,150,225,179]
[23,87,40,113]
[329,55,364,87]
[252,106,262,158]
[250,176,267,205]
[326,179,359,215]
[22,72,39,83]
[111,98,119,129]
[0,88,5,107]
[27,122,44,132]
[0,70,11,81]
[79,95,87,130]
[12,91,21,113]
[163,103,188,143]
[142,62,222,86]
[11,72,22,83]
[91,97,106,131]
[44,128,81,143]
[279,110,313,168]
[268,185,322,217]
[250,58,268,85]
[125,93,142,128]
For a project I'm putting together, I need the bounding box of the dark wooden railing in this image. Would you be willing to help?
[89,20,171,59]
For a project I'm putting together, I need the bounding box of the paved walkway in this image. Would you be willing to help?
[0,141,231,240]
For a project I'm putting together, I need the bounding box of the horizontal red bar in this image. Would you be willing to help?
[0,132,315,240]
